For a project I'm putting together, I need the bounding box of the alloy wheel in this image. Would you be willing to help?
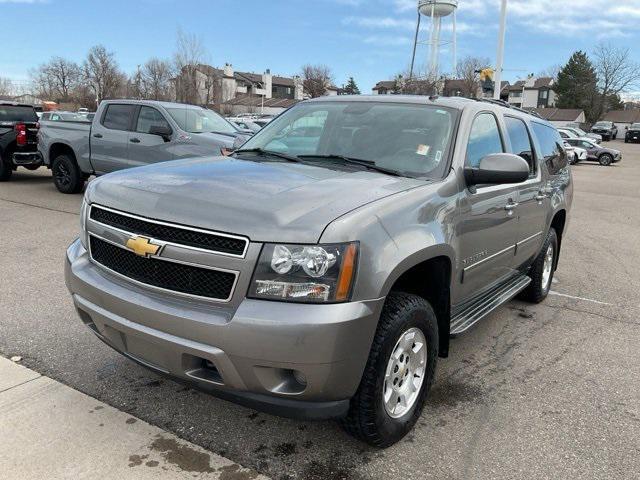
[383,327,427,419]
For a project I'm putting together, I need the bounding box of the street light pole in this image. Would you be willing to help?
[493,0,508,100]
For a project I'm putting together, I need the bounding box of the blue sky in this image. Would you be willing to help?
[2,0,640,93]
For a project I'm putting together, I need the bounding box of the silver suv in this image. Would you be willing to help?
[65,95,572,447]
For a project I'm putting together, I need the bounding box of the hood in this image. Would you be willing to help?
[86,156,424,243]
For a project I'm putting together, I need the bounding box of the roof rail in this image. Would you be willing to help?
[475,98,542,119]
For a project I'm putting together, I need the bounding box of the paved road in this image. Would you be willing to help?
[1,144,639,480]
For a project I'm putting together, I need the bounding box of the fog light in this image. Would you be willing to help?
[293,370,307,386]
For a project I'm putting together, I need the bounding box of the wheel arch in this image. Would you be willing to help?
[550,209,566,270]
[49,142,78,166]
[381,246,455,358]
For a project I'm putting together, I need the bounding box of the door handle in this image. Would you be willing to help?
[535,193,546,202]
[129,137,141,143]
[504,202,519,215]
[93,133,103,138]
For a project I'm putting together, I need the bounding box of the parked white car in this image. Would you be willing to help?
[559,127,602,144]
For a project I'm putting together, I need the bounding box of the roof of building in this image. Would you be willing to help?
[602,110,640,123]
[508,80,526,92]
[529,108,583,121]
[372,80,396,91]
[525,77,554,90]
[193,64,296,87]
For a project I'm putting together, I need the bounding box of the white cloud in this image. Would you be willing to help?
[342,16,416,30]
[362,34,413,46]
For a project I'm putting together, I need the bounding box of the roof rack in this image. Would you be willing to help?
[475,98,542,119]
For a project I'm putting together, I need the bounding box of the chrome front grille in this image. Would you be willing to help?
[86,204,246,302]
[89,205,248,257]
[89,236,237,301]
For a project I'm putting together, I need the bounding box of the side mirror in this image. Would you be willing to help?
[464,153,530,186]
[149,125,172,141]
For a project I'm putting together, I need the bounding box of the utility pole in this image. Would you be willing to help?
[493,0,508,100]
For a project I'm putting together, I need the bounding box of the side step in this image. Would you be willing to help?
[450,274,531,335]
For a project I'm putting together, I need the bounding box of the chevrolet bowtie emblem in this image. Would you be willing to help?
[126,236,162,257]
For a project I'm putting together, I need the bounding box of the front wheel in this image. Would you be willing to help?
[520,228,558,304]
[52,154,85,194]
[341,292,438,447]
[599,153,613,166]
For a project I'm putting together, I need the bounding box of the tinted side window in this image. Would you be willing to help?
[102,104,135,131]
[531,123,567,175]
[136,106,171,134]
[466,113,504,167]
[505,116,535,175]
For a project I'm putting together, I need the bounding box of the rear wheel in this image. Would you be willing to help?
[341,292,438,447]
[52,154,84,194]
[520,228,558,304]
[0,152,12,181]
[599,153,613,166]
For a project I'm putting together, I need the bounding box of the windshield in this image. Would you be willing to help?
[239,101,456,178]
[573,127,588,136]
[0,105,38,123]
[166,107,237,134]
[631,123,640,130]
[594,122,611,128]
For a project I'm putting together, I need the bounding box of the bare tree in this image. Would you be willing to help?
[538,64,562,81]
[31,57,81,102]
[455,56,491,98]
[140,58,173,101]
[593,43,640,119]
[0,77,13,97]
[301,64,333,98]
[173,29,208,104]
[83,45,125,106]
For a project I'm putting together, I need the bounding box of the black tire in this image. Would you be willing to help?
[52,154,84,194]
[599,153,613,166]
[0,151,12,181]
[520,228,558,304]
[340,292,438,447]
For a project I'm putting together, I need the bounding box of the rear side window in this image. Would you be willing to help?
[136,106,171,134]
[531,122,567,175]
[102,104,135,131]
[504,116,535,175]
[466,113,504,167]
[0,105,38,123]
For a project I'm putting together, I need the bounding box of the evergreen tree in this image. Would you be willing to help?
[343,76,361,95]
[554,51,598,122]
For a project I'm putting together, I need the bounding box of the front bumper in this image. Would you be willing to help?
[65,239,384,419]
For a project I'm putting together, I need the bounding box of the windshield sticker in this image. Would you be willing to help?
[416,144,430,156]
[435,150,442,163]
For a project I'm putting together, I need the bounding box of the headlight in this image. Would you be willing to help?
[249,242,358,303]
[79,199,89,249]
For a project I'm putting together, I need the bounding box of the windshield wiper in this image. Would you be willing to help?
[297,154,402,177]
[234,148,300,163]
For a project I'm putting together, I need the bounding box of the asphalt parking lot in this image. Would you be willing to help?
[1,142,639,480]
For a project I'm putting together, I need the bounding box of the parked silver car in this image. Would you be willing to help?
[39,100,251,193]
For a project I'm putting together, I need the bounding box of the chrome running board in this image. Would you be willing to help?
[450,275,531,335]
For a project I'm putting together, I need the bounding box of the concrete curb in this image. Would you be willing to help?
[0,356,269,479]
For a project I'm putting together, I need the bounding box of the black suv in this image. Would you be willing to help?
[591,121,618,141]
[0,102,41,181]
[625,123,640,144]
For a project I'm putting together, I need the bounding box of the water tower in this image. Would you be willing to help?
[410,0,458,80]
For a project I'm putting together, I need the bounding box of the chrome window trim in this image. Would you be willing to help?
[87,232,239,303]
[89,204,249,259]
